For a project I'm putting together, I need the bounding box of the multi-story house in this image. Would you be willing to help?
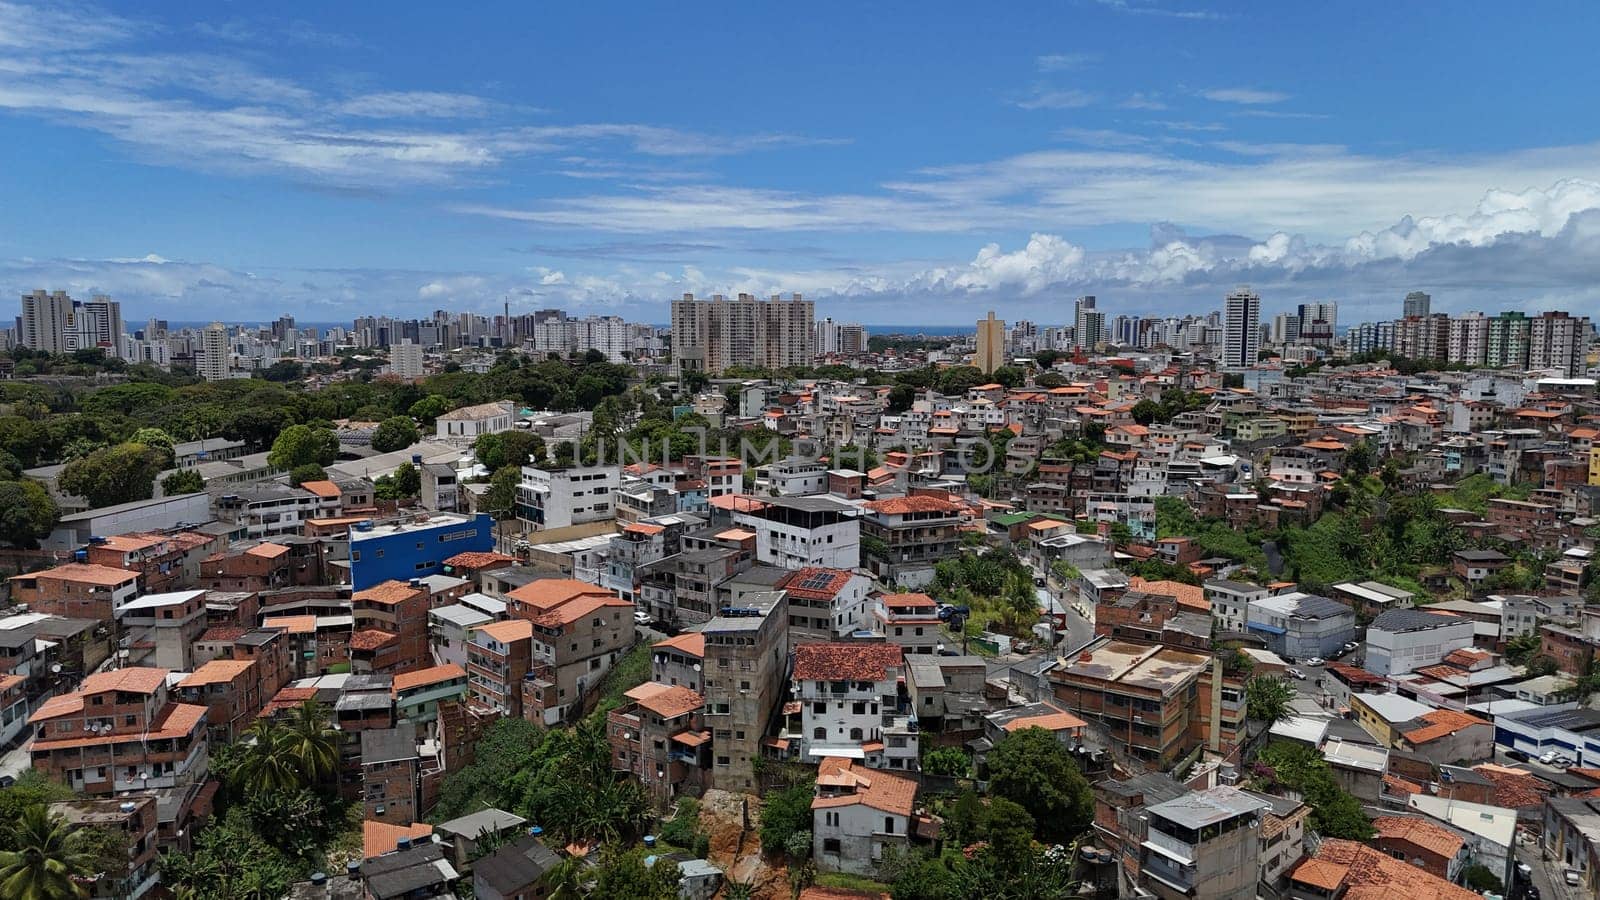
[1134,786,1271,900]
[639,546,746,626]
[871,592,943,657]
[347,513,495,590]
[1244,592,1357,661]
[1204,579,1268,633]
[516,464,621,531]
[29,667,210,798]
[116,589,209,671]
[391,663,468,725]
[790,643,918,772]
[1048,638,1211,767]
[860,495,962,589]
[727,495,861,571]
[606,681,710,801]
[702,591,789,791]
[777,567,872,647]
[48,797,160,900]
[811,757,919,877]
[352,579,433,674]
[1366,609,1477,676]
[176,657,261,743]
[361,724,421,825]
[684,455,742,499]
[512,579,634,725]
[651,632,704,693]
[9,563,140,620]
[754,457,829,496]
[212,483,320,538]
[465,619,533,718]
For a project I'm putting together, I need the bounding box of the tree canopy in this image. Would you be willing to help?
[985,726,1092,842]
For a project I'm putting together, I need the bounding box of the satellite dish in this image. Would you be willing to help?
[50,663,61,674]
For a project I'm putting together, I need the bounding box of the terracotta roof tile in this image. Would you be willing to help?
[12,563,137,587]
[178,659,254,687]
[350,629,397,651]
[442,551,516,570]
[1373,816,1465,859]
[391,664,465,695]
[262,615,316,634]
[778,567,855,600]
[1401,709,1488,745]
[653,632,705,658]
[864,495,961,515]
[810,757,917,817]
[1306,838,1478,900]
[353,580,425,606]
[624,682,703,719]
[792,643,903,682]
[363,820,433,860]
[299,480,342,498]
[472,619,533,644]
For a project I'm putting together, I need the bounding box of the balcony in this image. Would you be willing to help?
[1142,827,1195,864]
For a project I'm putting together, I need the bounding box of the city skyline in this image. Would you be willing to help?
[5,3,1600,324]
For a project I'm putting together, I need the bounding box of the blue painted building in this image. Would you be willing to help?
[349,512,495,590]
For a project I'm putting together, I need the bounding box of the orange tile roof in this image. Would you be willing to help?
[12,563,137,587]
[178,659,254,687]
[779,567,855,600]
[245,542,290,559]
[97,533,165,552]
[260,686,319,718]
[391,664,466,696]
[198,625,248,643]
[1305,838,1478,900]
[506,578,614,613]
[0,674,22,693]
[811,757,917,817]
[708,493,770,513]
[624,682,704,718]
[532,593,630,628]
[1473,763,1550,808]
[472,619,533,644]
[1001,709,1087,733]
[299,480,342,498]
[262,615,317,634]
[654,632,705,658]
[864,495,961,515]
[350,629,397,651]
[623,522,666,535]
[354,580,425,606]
[1129,577,1208,612]
[442,551,516,569]
[1291,858,1349,892]
[34,702,206,749]
[83,666,170,696]
[1401,709,1488,745]
[793,643,904,682]
[363,820,434,860]
[881,592,937,609]
[1373,816,1465,859]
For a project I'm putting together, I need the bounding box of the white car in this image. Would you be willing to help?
[1286,667,1305,680]
[1303,657,1325,667]
[1540,750,1559,764]
[633,611,652,626]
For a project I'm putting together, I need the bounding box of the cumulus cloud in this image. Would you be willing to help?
[1200,87,1291,104]
[1036,53,1097,72]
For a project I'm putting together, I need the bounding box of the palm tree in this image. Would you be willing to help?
[281,700,341,789]
[545,855,585,900]
[236,719,302,795]
[0,805,93,900]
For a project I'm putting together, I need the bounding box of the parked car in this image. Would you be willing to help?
[1342,641,1359,654]
[1540,750,1559,764]
[1566,870,1582,886]
[1506,749,1530,762]
[633,611,652,626]
[1286,667,1305,680]
[1304,657,1325,667]
[937,604,971,621]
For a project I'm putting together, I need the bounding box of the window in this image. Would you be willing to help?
[823,838,840,854]
[849,727,864,740]
[813,727,827,739]
[884,817,895,834]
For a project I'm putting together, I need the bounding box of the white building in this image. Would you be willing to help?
[1364,608,1477,676]
[754,457,828,496]
[198,322,230,381]
[19,289,74,353]
[516,465,620,531]
[436,401,515,441]
[390,339,425,380]
[791,643,919,771]
[429,604,493,669]
[728,495,861,570]
[1205,578,1269,633]
[811,757,918,877]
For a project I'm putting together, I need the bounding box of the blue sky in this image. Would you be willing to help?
[3,1,1600,326]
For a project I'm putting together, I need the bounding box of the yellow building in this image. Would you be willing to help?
[975,311,1005,375]
[1590,446,1600,486]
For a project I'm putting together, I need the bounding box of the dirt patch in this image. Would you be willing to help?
[698,789,790,898]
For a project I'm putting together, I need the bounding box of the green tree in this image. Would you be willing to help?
[160,469,206,495]
[1462,864,1503,893]
[0,805,95,900]
[371,416,420,453]
[0,481,59,548]
[392,462,421,497]
[1505,632,1543,666]
[59,442,165,508]
[1246,675,1295,726]
[281,701,341,789]
[589,846,679,899]
[483,466,521,519]
[1256,741,1374,840]
[267,424,339,470]
[986,726,1092,842]
[408,394,450,424]
[758,779,817,856]
[287,464,326,486]
[129,427,177,467]
[233,720,303,795]
[160,809,299,900]
[921,746,971,777]
[475,430,546,471]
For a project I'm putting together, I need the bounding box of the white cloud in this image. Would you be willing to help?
[1036,53,1097,72]
[1093,0,1222,21]
[1119,93,1168,110]
[1012,86,1097,110]
[1201,87,1291,104]
[337,92,494,119]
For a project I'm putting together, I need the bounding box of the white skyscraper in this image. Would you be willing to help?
[19,290,75,354]
[1296,302,1336,346]
[1403,291,1432,319]
[1222,287,1261,368]
[1073,295,1104,349]
[198,322,230,381]
[390,339,425,380]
